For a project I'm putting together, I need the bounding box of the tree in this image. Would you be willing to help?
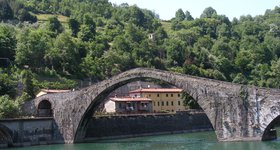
[16,29,51,68]
[182,92,200,109]
[17,8,37,23]
[185,10,194,21]
[79,55,103,79]
[165,38,185,67]
[0,0,13,21]
[0,95,19,118]
[78,14,96,41]
[78,24,95,42]
[0,71,16,98]
[200,7,217,18]
[68,18,80,37]
[175,8,185,21]
[46,16,64,35]
[45,32,79,74]
[21,69,36,99]
[0,24,16,60]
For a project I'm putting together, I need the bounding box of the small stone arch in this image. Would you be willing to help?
[37,100,53,117]
[0,124,13,147]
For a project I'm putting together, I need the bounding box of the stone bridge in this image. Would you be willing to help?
[23,68,280,143]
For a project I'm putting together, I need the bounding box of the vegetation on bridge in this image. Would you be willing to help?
[1,0,280,117]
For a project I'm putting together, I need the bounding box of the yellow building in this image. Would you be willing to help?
[129,88,187,112]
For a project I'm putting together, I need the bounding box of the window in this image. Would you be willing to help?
[166,94,168,97]
[119,103,122,108]
[162,101,164,106]
[171,94,173,97]
[178,101,181,106]
[149,94,151,97]
[166,101,169,106]
[158,101,160,106]
[157,94,159,97]
[171,101,174,106]
[178,94,181,97]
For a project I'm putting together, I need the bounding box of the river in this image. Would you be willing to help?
[5,130,280,150]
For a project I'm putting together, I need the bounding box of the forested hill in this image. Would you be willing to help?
[1,0,280,106]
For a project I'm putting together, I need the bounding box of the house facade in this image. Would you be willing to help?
[129,88,187,112]
[104,97,153,113]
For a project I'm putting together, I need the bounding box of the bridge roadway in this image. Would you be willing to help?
[15,68,280,143]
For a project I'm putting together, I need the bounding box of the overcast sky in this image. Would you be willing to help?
[109,0,279,20]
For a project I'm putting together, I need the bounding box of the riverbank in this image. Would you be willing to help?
[0,111,213,148]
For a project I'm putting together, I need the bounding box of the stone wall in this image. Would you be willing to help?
[84,112,213,141]
[0,118,63,147]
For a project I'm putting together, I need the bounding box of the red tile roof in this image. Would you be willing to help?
[129,88,183,93]
[110,97,152,102]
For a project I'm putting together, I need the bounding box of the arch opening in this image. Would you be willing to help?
[262,115,280,141]
[37,100,53,117]
[75,77,214,142]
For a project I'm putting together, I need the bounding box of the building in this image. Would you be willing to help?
[36,89,71,97]
[109,81,161,97]
[104,97,153,113]
[129,88,187,112]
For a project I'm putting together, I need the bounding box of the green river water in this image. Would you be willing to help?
[5,130,280,150]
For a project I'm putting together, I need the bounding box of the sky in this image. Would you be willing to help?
[109,0,279,20]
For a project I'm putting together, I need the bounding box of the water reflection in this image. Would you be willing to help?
[6,131,280,150]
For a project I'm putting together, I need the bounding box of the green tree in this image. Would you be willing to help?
[0,71,16,97]
[45,32,79,74]
[21,69,36,99]
[165,38,185,67]
[79,55,103,79]
[17,8,37,23]
[16,29,51,68]
[200,7,217,18]
[182,92,200,109]
[68,18,80,37]
[185,10,194,21]
[175,8,185,21]
[0,95,19,118]
[0,24,16,60]
[46,16,64,35]
[0,0,14,20]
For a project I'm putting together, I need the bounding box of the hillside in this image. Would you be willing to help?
[1,0,280,118]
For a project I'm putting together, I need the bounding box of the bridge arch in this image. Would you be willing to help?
[71,68,227,142]
[260,100,280,141]
[0,124,13,146]
[36,68,260,143]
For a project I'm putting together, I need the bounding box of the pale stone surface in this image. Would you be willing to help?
[24,68,280,143]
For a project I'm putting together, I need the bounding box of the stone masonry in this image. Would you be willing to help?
[25,68,280,143]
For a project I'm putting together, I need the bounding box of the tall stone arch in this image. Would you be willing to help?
[53,68,247,143]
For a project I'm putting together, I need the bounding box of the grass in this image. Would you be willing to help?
[35,14,69,23]
[161,21,172,33]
